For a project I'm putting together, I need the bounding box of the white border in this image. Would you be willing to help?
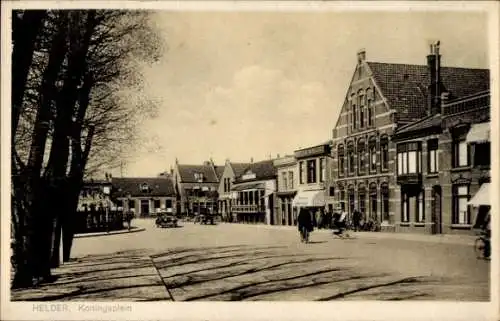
[1,1,499,321]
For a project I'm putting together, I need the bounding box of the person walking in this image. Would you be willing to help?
[333,206,347,236]
[297,208,313,243]
[353,209,361,232]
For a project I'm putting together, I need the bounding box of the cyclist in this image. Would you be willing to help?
[297,208,313,243]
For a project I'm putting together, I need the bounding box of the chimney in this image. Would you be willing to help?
[250,157,253,163]
[427,41,441,115]
[357,49,366,64]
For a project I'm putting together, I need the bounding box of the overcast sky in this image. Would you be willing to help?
[117,9,488,177]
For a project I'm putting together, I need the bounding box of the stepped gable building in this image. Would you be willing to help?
[173,159,220,216]
[217,160,252,221]
[391,43,490,234]
[111,176,176,216]
[330,43,489,232]
[230,159,277,224]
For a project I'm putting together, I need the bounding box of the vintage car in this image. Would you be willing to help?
[155,213,178,228]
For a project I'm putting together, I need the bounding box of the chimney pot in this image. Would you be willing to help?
[357,49,366,63]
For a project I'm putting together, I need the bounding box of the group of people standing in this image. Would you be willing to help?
[296,206,375,242]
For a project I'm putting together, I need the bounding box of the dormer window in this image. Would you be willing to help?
[194,173,204,182]
[140,183,150,193]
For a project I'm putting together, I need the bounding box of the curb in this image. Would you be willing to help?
[74,227,146,238]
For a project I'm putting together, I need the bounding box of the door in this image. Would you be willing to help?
[140,200,149,217]
[431,186,442,234]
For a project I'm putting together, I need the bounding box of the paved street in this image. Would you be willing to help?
[11,219,489,301]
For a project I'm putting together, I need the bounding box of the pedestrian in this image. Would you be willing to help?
[297,208,313,243]
[353,209,361,232]
[315,209,322,229]
[333,206,347,236]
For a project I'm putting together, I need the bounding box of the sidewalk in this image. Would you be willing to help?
[74,226,145,238]
[219,222,476,245]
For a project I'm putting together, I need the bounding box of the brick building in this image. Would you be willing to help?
[330,43,489,232]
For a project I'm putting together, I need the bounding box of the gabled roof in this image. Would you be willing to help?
[214,166,225,180]
[367,62,489,123]
[230,162,252,177]
[177,163,219,183]
[111,177,175,197]
[235,160,276,183]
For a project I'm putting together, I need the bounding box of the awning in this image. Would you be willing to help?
[466,122,490,144]
[292,190,325,207]
[232,182,265,191]
[468,183,491,206]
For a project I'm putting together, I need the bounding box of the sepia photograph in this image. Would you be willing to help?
[1,1,499,321]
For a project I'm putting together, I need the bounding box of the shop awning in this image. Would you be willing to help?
[292,190,325,207]
[468,183,491,206]
[466,122,490,144]
[232,182,265,191]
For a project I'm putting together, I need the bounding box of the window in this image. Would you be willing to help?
[194,173,204,182]
[369,183,377,219]
[154,199,161,209]
[128,199,135,210]
[381,184,389,222]
[369,137,377,172]
[359,95,365,128]
[347,142,355,174]
[282,172,288,190]
[352,103,357,130]
[417,191,424,222]
[288,171,294,189]
[166,199,172,208]
[140,183,149,192]
[453,139,469,167]
[380,136,389,171]
[357,139,366,175]
[339,187,346,212]
[299,161,304,184]
[348,187,355,215]
[473,142,490,167]
[367,96,374,127]
[329,186,335,197]
[358,186,366,215]
[453,185,470,225]
[401,193,409,222]
[397,142,422,174]
[428,139,439,174]
[307,159,317,183]
[320,158,326,182]
[338,144,345,177]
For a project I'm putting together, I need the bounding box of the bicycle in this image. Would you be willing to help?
[474,230,491,260]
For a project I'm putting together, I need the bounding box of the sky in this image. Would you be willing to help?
[116,9,488,177]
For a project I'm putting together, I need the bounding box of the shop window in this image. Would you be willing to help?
[357,139,366,175]
[473,142,490,167]
[307,159,317,184]
[401,193,409,223]
[380,136,389,171]
[338,144,345,177]
[348,187,355,216]
[453,185,470,225]
[358,186,366,216]
[427,139,439,174]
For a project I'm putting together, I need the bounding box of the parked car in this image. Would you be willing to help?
[155,213,178,228]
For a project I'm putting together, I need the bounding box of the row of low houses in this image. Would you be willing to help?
[78,41,491,236]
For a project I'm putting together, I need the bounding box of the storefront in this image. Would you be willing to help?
[292,189,326,225]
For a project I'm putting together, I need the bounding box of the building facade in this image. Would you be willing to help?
[231,160,277,224]
[392,90,490,235]
[273,155,298,226]
[111,177,177,216]
[173,160,221,216]
[217,160,251,221]
[292,142,331,224]
[330,44,489,233]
